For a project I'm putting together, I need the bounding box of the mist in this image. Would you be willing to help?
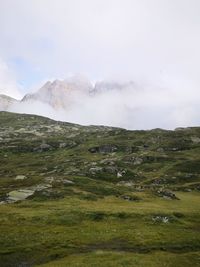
[8,77,200,130]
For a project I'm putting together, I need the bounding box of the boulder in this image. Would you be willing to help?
[63,179,74,185]
[121,195,140,201]
[7,189,35,202]
[117,172,123,178]
[117,181,134,187]
[59,142,67,148]
[157,189,179,200]
[117,170,126,178]
[104,166,118,174]
[89,167,103,174]
[152,215,169,223]
[34,143,52,152]
[133,157,143,165]
[15,175,27,180]
[191,136,200,144]
[89,145,118,154]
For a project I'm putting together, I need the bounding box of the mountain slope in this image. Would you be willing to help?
[0,111,200,267]
[0,94,18,111]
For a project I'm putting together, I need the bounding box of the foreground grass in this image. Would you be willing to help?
[0,192,200,266]
[38,251,200,267]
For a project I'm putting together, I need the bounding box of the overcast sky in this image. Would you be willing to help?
[0,0,200,129]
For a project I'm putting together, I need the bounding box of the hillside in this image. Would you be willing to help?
[0,111,200,266]
[0,94,18,111]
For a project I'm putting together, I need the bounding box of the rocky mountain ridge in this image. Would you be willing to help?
[0,76,136,111]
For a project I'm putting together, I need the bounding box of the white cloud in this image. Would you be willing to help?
[8,79,200,129]
[0,0,200,82]
[0,0,200,129]
[0,58,22,99]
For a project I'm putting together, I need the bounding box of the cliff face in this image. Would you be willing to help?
[21,76,93,109]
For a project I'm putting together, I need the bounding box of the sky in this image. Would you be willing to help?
[0,0,200,129]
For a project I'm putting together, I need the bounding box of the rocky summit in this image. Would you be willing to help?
[0,75,137,112]
[0,111,200,267]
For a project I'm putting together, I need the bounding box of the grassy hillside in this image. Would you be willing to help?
[0,111,200,266]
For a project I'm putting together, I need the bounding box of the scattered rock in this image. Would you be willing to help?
[100,158,116,165]
[117,181,135,187]
[7,189,35,202]
[89,145,118,154]
[15,175,27,180]
[117,172,123,178]
[104,166,118,174]
[63,179,74,185]
[31,184,52,191]
[117,170,126,178]
[183,188,192,192]
[157,147,164,153]
[171,147,178,151]
[121,195,140,201]
[34,143,52,152]
[45,177,55,183]
[191,136,200,144]
[89,167,103,174]
[152,215,169,223]
[59,142,67,148]
[157,189,179,200]
[133,157,143,165]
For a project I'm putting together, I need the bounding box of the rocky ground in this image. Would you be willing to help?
[0,111,200,266]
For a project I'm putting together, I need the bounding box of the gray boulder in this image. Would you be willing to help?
[157,189,179,200]
[89,145,118,154]
[89,167,103,174]
[15,175,27,180]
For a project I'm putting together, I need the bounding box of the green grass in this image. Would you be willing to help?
[0,111,200,266]
[0,193,199,266]
[37,251,200,267]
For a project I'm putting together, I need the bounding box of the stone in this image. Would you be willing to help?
[88,145,118,154]
[157,147,164,153]
[59,142,67,148]
[100,158,116,165]
[152,215,169,223]
[117,170,126,178]
[121,195,140,201]
[89,167,103,174]
[32,184,52,191]
[7,189,35,202]
[117,181,134,187]
[191,136,200,144]
[117,172,123,178]
[133,157,143,165]
[34,143,52,152]
[104,166,118,174]
[15,175,27,180]
[63,179,74,185]
[45,177,55,183]
[157,189,179,200]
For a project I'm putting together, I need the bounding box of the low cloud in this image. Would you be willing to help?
[8,78,200,130]
[0,58,22,99]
